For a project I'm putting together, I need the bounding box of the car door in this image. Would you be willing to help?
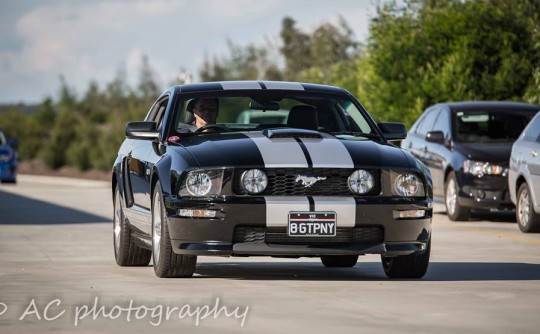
[521,115,540,209]
[410,108,441,159]
[427,108,451,197]
[125,96,169,233]
[404,108,439,161]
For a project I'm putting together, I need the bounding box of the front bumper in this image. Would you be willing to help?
[0,161,16,181]
[164,196,432,257]
[456,172,512,209]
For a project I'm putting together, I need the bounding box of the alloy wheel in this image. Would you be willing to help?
[152,193,162,265]
[113,190,122,256]
[446,178,457,216]
[518,188,530,227]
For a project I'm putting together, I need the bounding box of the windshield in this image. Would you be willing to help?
[0,129,6,146]
[453,110,536,143]
[172,91,375,137]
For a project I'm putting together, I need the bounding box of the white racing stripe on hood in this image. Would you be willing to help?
[244,132,308,168]
[262,81,304,90]
[300,137,354,168]
[265,196,310,227]
[220,81,262,90]
[313,197,356,227]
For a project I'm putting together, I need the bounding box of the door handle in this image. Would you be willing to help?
[532,150,538,157]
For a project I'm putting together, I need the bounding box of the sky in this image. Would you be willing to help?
[0,0,377,104]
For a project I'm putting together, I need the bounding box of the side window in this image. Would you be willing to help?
[432,108,450,136]
[146,97,169,128]
[409,116,422,134]
[154,99,168,129]
[145,99,161,121]
[523,113,540,142]
[416,109,441,136]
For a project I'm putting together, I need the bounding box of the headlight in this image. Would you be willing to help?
[179,169,225,197]
[393,173,425,197]
[241,169,268,194]
[348,169,374,194]
[463,160,505,177]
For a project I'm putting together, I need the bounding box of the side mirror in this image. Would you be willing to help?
[125,121,159,140]
[378,122,407,140]
[426,131,445,144]
[8,139,18,149]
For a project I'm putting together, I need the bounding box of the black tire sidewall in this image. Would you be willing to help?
[382,237,431,278]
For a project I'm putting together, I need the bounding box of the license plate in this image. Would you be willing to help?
[288,212,336,237]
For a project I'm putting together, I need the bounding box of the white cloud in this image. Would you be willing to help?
[125,48,145,79]
[0,0,375,103]
[201,0,281,20]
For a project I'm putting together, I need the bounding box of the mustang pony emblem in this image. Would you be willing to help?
[295,175,327,188]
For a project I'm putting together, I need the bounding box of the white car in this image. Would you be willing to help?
[509,111,540,232]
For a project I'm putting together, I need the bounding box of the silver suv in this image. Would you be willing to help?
[509,111,540,232]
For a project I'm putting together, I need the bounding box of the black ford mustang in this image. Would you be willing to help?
[112,81,433,278]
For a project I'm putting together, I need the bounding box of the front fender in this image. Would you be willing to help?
[152,145,200,197]
[402,149,433,199]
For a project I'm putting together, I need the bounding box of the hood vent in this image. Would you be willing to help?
[263,128,322,139]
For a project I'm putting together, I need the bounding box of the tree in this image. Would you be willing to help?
[200,40,283,81]
[358,0,540,125]
[281,16,361,83]
[137,55,161,103]
[280,17,313,80]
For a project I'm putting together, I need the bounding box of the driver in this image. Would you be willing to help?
[191,98,219,130]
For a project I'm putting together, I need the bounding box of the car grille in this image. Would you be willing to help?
[233,227,384,245]
[234,168,380,196]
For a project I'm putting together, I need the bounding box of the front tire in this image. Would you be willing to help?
[152,181,197,278]
[321,255,358,268]
[381,238,431,279]
[445,172,470,221]
[113,185,151,266]
[516,182,540,233]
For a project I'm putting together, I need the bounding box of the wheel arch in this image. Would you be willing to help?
[516,176,540,214]
[111,160,122,200]
[516,175,527,193]
[444,166,454,183]
[112,172,117,199]
[150,154,173,201]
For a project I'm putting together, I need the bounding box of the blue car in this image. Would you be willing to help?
[0,128,17,183]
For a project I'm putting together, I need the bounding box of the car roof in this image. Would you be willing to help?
[433,101,540,111]
[169,81,349,95]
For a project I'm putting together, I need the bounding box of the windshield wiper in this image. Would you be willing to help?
[329,131,381,139]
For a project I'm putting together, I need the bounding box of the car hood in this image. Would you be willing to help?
[454,142,512,165]
[174,132,411,169]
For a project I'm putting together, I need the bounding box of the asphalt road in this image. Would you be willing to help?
[1,175,540,333]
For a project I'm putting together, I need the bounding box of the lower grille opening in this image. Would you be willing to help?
[233,226,384,245]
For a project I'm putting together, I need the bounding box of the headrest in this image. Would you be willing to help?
[287,105,318,131]
[184,99,196,124]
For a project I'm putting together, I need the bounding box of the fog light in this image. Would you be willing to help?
[348,169,375,194]
[241,169,268,194]
[477,190,485,200]
[178,209,217,218]
[393,210,426,219]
